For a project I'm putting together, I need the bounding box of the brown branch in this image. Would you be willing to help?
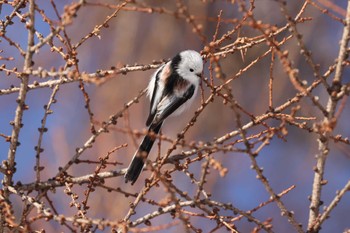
[35,84,60,183]
[3,0,35,200]
[55,89,146,177]
[308,0,350,231]
[0,0,26,32]
[310,179,350,231]
[1,1,349,232]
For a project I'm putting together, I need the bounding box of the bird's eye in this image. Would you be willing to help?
[189,68,194,72]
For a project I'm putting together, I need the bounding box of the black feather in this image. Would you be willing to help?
[125,52,197,185]
[153,85,195,126]
[124,122,163,185]
[164,53,182,96]
[146,53,182,126]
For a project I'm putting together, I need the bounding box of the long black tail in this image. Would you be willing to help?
[124,122,163,185]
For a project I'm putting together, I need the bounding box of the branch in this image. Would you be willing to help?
[308,0,350,231]
[3,0,35,197]
[311,179,350,231]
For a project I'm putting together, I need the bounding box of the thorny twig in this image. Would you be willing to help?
[1,0,350,232]
[308,0,350,232]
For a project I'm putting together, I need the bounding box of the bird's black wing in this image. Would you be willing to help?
[125,85,195,184]
[152,84,195,126]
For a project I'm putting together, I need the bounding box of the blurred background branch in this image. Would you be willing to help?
[0,0,350,232]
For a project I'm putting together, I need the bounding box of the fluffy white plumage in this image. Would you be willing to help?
[147,50,203,122]
[125,50,203,184]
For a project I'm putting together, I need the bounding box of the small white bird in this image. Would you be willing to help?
[125,50,204,185]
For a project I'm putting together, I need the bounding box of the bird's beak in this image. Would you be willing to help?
[196,73,202,79]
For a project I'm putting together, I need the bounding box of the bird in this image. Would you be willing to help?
[124,50,204,185]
